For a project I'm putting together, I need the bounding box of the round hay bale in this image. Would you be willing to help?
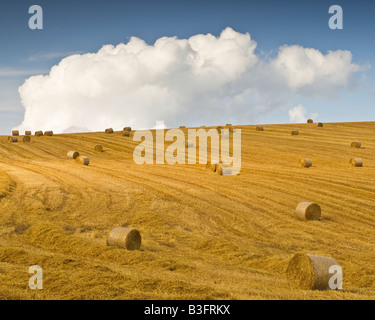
[216,164,233,175]
[291,130,299,136]
[179,126,186,128]
[22,136,31,143]
[67,151,80,159]
[307,119,313,123]
[12,130,19,136]
[226,123,232,127]
[349,158,363,167]
[25,131,31,136]
[317,122,323,127]
[107,227,141,250]
[122,130,130,137]
[94,144,103,152]
[105,128,114,134]
[8,136,18,143]
[351,141,361,148]
[123,127,131,131]
[35,131,43,136]
[299,158,312,168]
[185,140,194,148]
[76,156,89,166]
[295,202,321,221]
[44,131,53,136]
[286,253,341,290]
[256,126,264,131]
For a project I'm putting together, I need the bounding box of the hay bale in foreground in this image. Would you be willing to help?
[216,164,233,175]
[12,130,19,136]
[351,141,361,148]
[44,131,53,136]
[35,131,43,136]
[349,158,363,167]
[123,127,131,131]
[76,156,89,166]
[295,202,321,221]
[105,128,114,134]
[291,130,299,136]
[107,227,141,250]
[122,130,130,137]
[286,253,341,290]
[22,136,31,143]
[8,136,18,143]
[256,126,264,131]
[307,119,313,123]
[94,144,103,152]
[299,158,312,168]
[317,122,323,127]
[67,151,80,159]
[25,131,31,135]
[186,140,194,148]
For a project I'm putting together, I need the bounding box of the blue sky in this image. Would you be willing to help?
[1,0,374,134]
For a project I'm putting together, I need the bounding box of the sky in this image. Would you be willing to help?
[0,0,374,134]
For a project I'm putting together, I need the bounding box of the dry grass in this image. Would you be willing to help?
[0,121,375,300]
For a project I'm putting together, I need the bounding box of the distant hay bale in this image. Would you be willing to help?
[317,122,323,127]
[105,128,114,134]
[35,131,43,136]
[25,131,31,135]
[94,144,103,152]
[44,131,53,136]
[12,130,19,136]
[122,130,130,137]
[67,151,80,159]
[206,160,219,172]
[107,227,141,250]
[291,130,299,136]
[22,136,31,143]
[307,119,313,123]
[286,253,341,290]
[349,158,363,167]
[8,136,18,143]
[351,141,361,148]
[186,140,194,148]
[216,164,233,175]
[226,123,232,127]
[123,127,131,131]
[179,126,186,128]
[299,158,312,168]
[295,202,321,221]
[76,156,89,166]
[256,126,264,131]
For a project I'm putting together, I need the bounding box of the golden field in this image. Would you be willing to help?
[0,121,374,300]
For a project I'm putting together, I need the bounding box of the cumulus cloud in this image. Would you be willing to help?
[288,105,319,123]
[15,27,362,133]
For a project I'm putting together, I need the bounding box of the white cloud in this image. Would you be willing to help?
[15,27,362,133]
[288,105,319,123]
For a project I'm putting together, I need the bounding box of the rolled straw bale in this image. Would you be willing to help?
[12,130,19,136]
[123,127,131,131]
[226,123,232,127]
[307,119,313,123]
[295,202,321,221]
[122,130,130,137]
[179,126,186,128]
[107,227,141,250]
[206,160,219,172]
[67,151,80,159]
[349,158,363,167]
[186,140,194,148]
[291,130,299,136]
[76,156,89,166]
[317,122,323,127]
[22,136,31,143]
[351,141,361,148]
[35,131,43,136]
[8,136,18,143]
[44,131,53,136]
[256,126,264,131]
[286,253,341,290]
[105,128,114,134]
[25,131,31,135]
[299,158,312,168]
[216,164,233,176]
[94,144,103,152]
